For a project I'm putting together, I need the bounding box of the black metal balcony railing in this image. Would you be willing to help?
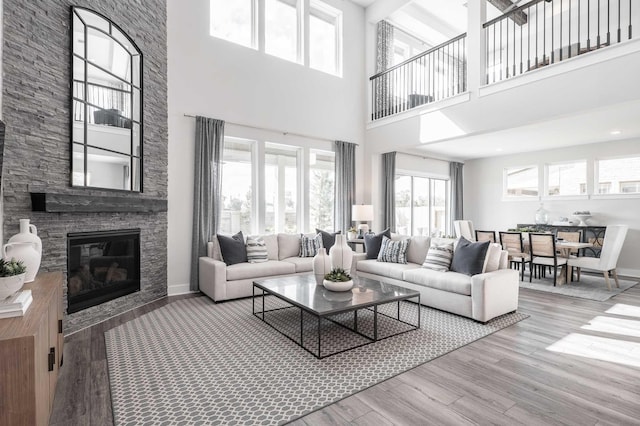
[484,0,636,84]
[370,34,467,121]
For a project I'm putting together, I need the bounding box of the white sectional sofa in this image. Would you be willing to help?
[354,236,520,323]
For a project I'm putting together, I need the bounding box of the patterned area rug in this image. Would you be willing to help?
[520,274,638,301]
[105,295,527,425]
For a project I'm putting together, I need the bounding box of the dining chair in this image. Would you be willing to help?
[475,230,496,243]
[453,220,475,241]
[529,233,566,286]
[567,225,628,291]
[499,231,530,281]
[557,230,582,257]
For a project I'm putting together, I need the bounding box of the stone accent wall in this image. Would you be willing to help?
[2,0,168,333]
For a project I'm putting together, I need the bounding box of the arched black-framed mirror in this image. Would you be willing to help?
[71,7,142,192]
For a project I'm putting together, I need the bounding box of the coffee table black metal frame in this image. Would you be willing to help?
[252,276,420,359]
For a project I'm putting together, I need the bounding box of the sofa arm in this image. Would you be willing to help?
[352,253,368,274]
[199,257,227,301]
[470,269,519,322]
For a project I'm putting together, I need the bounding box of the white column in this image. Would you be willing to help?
[466,0,487,96]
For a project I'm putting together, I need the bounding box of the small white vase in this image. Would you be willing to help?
[312,249,332,285]
[329,234,353,275]
[3,241,40,283]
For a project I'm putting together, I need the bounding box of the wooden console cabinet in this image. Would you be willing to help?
[0,272,64,426]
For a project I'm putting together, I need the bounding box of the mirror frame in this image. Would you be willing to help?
[70,6,143,192]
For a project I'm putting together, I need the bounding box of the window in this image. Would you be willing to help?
[597,156,640,195]
[265,0,300,62]
[395,175,449,236]
[309,0,342,75]
[309,150,335,231]
[265,143,299,233]
[547,161,587,196]
[210,0,256,48]
[220,138,255,235]
[504,166,538,197]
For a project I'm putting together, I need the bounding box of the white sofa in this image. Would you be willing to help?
[353,236,519,323]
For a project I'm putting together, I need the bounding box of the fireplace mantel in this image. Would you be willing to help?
[30,192,167,213]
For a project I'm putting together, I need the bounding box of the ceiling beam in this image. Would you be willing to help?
[488,0,528,26]
[366,0,412,23]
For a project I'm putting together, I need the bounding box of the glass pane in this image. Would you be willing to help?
[73,58,85,99]
[86,147,131,191]
[412,177,429,236]
[431,180,447,237]
[598,157,640,194]
[394,175,412,235]
[505,166,539,196]
[72,143,85,186]
[86,83,131,124]
[73,101,85,128]
[132,88,140,122]
[264,143,298,234]
[309,150,335,232]
[132,123,141,157]
[310,14,337,74]
[111,26,136,55]
[76,8,110,33]
[87,62,131,92]
[210,0,253,48]
[86,112,131,154]
[547,162,587,196]
[87,27,131,82]
[220,138,254,235]
[132,157,141,191]
[132,55,141,88]
[73,14,85,58]
[265,0,298,62]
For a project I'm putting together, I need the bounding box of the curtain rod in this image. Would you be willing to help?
[183,113,359,146]
[397,151,457,163]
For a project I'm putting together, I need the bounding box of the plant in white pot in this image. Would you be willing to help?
[323,268,354,292]
[0,258,27,300]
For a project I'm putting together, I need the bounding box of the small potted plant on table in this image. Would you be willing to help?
[0,258,27,300]
[323,268,354,292]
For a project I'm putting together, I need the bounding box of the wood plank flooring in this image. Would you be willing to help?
[49,284,640,425]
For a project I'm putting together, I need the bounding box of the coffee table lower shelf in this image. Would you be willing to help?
[252,284,420,359]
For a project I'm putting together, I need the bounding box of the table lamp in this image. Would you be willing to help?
[352,205,374,237]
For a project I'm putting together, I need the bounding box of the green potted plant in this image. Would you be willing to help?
[323,267,354,292]
[347,227,358,241]
[0,258,27,300]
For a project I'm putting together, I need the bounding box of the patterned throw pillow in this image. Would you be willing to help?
[246,236,269,263]
[299,233,323,257]
[377,236,409,264]
[422,242,454,272]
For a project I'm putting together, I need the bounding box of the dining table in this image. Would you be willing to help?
[554,241,593,285]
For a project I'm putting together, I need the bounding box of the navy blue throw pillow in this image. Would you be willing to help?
[316,229,341,251]
[364,228,391,259]
[217,231,248,266]
[450,237,490,276]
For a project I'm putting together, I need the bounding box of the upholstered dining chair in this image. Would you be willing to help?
[557,230,582,257]
[475,230,496,243]
[453,220,475,241]
[499,231,530,281]
[529,233,566,286]
[567,225,628,291]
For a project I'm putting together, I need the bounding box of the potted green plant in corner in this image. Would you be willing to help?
[323,267,354,292]
[0,258,27,300]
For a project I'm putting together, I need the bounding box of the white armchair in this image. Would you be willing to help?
[567,225,628,290]
[453,220,475,241]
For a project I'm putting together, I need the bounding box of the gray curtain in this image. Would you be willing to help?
[375,20,394,118]
[382,152,396,232]
[334,141,356,233]
[190,116,225,291]
[450,162,464,235]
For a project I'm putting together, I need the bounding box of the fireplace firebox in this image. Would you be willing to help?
[67,229,140,314]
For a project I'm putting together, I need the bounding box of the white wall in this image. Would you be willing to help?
[464,139,640,277]
[167,0,366,294]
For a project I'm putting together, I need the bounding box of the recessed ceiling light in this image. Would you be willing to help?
[610,130,622,135]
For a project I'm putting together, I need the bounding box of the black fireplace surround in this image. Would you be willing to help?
[67,229,141,314]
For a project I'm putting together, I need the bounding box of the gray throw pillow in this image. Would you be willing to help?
[364,228,391,259]
[316,229,341,251]
[450,237,490,276]
[217,231,248,266]
[377,236,409,264]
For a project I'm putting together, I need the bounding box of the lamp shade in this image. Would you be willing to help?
[351,205,373,221]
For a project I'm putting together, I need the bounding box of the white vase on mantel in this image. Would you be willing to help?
[312,249,332,285]
[7,219,42,282]
[329,234,353,275]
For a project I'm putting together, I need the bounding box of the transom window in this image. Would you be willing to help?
[309,0,342,75]
[597,156,640,195]
[504,166,538,197]
[546,161,587,196]
[210,0,256,49]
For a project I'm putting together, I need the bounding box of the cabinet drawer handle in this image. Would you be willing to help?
[48,347,55,372]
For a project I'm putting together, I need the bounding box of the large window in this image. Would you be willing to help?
[265,143,299,233]
[309,0,342,75]
[597,156,640,195]
[265,0,300,62]
[220,138,254,236]
[309,150,335,231]
[210,0,256,48]
[504,166,539,197]
[395,174,449,236]
[547,161,587,196]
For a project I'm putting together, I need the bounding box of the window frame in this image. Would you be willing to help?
[209,0,258,49]
[394,170,450,237]
[593,154,640,199]
[309,0,343,76]
[503,165,540,200]
[543,159,588,200]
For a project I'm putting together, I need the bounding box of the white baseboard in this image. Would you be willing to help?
[617,268,640,279]
[167,283,197,296]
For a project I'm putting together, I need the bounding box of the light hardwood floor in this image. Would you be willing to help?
[50,284,640,425]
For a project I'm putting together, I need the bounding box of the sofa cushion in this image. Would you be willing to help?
[246,236,268,263]
[226,261,296,281]
[282,256,314,273]
[364,228,391,259]
[377,236,409,264]
[278,233,301,260]
[217,231,248,266]
[422,242,454,272]
[451,237,490,276]
[406,236,431,265]
[316,229,341,251]
[482,243,503,273]
[403,268,472,296]
[259,234,278,260]
[299,233,323,257]
[357,259,421,280]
